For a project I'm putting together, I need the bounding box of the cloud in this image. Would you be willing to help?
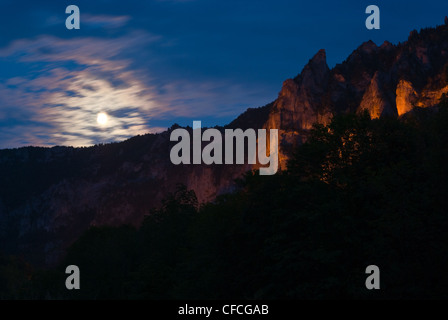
[82,14,131,29]
[150,80,268,119]
[0,18,276,149]
[0,32,164,148]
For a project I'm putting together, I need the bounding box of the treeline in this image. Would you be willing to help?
[2,98,448,299]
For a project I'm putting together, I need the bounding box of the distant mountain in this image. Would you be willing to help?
[2,19,448,267]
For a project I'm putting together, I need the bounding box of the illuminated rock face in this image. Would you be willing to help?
[261,22,448,168]
[2,21,448,266]
[396,80,418,116]
[262,50,332,169]
[267,49,331,132]
[358,71,396,119]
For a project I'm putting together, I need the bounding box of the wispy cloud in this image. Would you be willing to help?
[0,3,284,149]
[0,32,163,148]
[0,27,270,148]
[82,14,131,29]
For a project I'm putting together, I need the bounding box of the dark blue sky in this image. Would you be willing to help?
[1,0,447,148]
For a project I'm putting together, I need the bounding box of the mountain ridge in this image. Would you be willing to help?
[2,19,448,266]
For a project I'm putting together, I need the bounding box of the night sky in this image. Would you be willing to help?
[1,0,447,148]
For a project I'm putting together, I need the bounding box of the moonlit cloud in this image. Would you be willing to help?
[0,27,271,148]
[0,32,164,148]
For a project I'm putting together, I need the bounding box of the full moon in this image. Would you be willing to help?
[97,112,108,126]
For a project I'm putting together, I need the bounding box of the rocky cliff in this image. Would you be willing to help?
[266,20,448,168]
[2,20,448,266]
